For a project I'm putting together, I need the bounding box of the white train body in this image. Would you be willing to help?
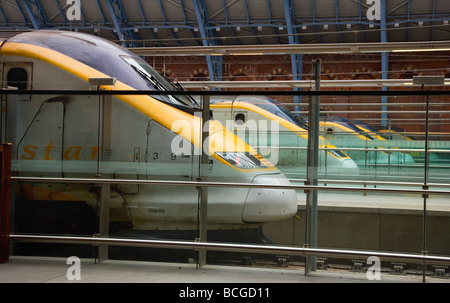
[0,30,298,231]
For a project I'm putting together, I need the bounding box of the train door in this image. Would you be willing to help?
[61,96,100,178]
[1,63,65,177]
[143,119,200,230]
[11,100,64,177]
[146,120,196,180]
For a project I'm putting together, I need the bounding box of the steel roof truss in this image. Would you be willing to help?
[192,0,222,81]
[20,0,49,29]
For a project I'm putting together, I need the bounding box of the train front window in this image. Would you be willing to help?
[248,98,309,129]
[121,56,198,108]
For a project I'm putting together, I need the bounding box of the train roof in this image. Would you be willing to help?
[211,95,309,130]
[325,117,375,140]
[3,30,199,109]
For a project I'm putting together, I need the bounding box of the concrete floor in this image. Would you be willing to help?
[0,256,447,283]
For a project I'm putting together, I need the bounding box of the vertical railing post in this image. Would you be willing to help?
[412,76,444,283]
[197,93,210,268]
[305,59,321,275]
[0,143,12,263]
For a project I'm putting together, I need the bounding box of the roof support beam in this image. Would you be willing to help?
[243,0,260,44]
[358,0,365,42]
[431,0,436,41]
[0,6,8,26]
[157,0,181,46]
[334,0,343,43]
[381,0,388,126]
[283,0,302,81]
[311,0,322,43]
[407,0,411,41]
[105,0,125,45]
[221,0,239,45]
[95,0,107,24]
[20,0,48,29]
[284,0,303,113]
[178,0,200,46]
[105,0,141,47]
[265,0,280,44]
[192,0,222,81]
[136,0,146,24]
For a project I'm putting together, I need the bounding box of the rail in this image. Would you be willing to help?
[264,145,450,154]
[9,234,450,267]
[1,89,449,96]
[10,176,450,196]
[289,178,450,189]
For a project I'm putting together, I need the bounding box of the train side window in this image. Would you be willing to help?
[7,67,28,90]
[235,113,246,125]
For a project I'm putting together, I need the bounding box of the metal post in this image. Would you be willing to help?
[413,75,444,283]
[421,90,430,283]
[305,59,320,274]
[97,92,110,263]
[0,144,11,263]
[88,78,116,263]
[98,182,110,262]
[198,94,210,268]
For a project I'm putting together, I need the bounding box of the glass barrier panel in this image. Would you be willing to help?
[3,90,450,277]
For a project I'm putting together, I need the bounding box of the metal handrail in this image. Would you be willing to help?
[264,146,450,154]
[289,178,450,189]
[10,176,450,196]
[1,89,450,96]
[9,234,450,267]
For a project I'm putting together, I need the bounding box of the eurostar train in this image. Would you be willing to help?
[209,96,360,178]
[0,30,298,234]
[319,117,414,165]
[373,125,446,164]
[348,120,415,164]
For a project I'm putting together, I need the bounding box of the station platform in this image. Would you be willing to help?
[297,188,450,215]
[2,185,449,290]
[0,256,448,284]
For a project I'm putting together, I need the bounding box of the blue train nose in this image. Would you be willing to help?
[242,173,298,223]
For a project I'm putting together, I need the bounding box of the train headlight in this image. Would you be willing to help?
[215,152,270,169]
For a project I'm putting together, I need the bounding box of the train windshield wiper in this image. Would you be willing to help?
[160,72,200,107]
[132,66,183,105]
[130,64,166,92]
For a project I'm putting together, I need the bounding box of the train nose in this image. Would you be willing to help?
[341,158,360,176]
[242,173,298,223]
[400,153,415,164]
